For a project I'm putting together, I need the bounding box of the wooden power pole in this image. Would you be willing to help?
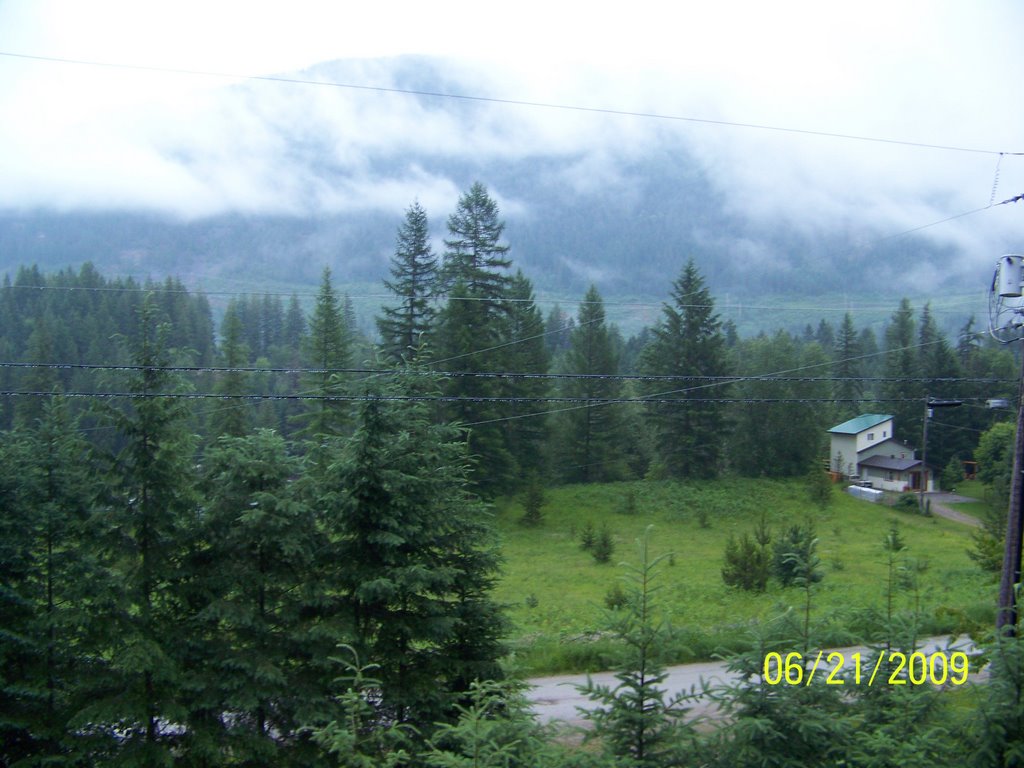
[997,350,1024,632]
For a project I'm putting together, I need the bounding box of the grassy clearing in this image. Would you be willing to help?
[946,479,997,520]
[954,479,988,500]
[493,478,994,675]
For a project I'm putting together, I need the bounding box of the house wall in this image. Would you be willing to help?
[860,439,912,462]
[859,466,905,492]
[830,434,858,476]
[853,419,894,453]
[859,465,935,493]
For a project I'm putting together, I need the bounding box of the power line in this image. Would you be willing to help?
[1,279,987,317]
[0,361,1014,387]
[1,51,1019,157]
[0,390,993,406]
[462,336,977,427]
[872,193,1024,245]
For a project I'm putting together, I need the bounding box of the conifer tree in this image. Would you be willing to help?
[640,260,730,478]
[209,302,250,438]
[558,284,627,482]
[917,302,969,468]
[578,528,699,767]
[814,318,834,350]
[283,293,307,351]
[14,314,61,429]
[435,183,517,493]
[0,399,100,764]
[300,267,351,439]
[377,200,438,363]
[182,430,321,764]
[543,303,574,358]
[259,293,284,354]
[732,333,831,477]
[441,181,512,304]
[323,374,506,735]
[435,280,517,494]
[498,271,550,481]
[882,298,919,444]
[79,297,197,761]
[832,311,863,419]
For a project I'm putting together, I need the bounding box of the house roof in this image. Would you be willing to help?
[858,438,911,458]
[858,455,922,472]
[828,414,893,435]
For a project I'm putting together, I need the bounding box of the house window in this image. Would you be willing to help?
[867,432,875,441]
[883,431,887,438]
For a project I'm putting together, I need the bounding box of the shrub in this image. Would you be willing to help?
[773,521,822,587]
[942,455,964,491]
[519,480,545,527]
[894,493,919,511]
[604,582,628,610]
[807,466,833,510]
[592,526,615,564]
[618,487,638,515]
[579,521,596,551]
[722,533,770,592]
[696,507,711,529]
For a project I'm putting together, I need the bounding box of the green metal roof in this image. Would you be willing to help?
[828,414,893,435]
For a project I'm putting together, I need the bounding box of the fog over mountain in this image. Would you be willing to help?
[1,47,1021,331]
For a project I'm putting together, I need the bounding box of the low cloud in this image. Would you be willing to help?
[1,2,1023,300]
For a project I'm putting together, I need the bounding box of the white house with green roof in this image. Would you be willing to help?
[828,413,935,492]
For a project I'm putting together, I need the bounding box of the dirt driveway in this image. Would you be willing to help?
[922,492,981,527]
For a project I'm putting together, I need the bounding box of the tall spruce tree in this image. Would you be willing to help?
[181,430,321,765]
[917,302,968,469]
[832,311,863,419]
[731,332,829,477]
[498,271,550,481]
[283,293,307,350]
[300,267,351,439]
[440,181,512,303]
[209,302,250,438]
[80,297,197,762]
[0,399,100,764]
[640,260,730,478]
[543,303,574,358]
[435,183,517,494]
[323,375,506,736]
[14,314,61,429]
[882,298,919,444]
[435,280,516,494]
[558,284,627,483]
[377,200,438,363]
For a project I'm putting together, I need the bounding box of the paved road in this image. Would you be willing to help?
[527,635,978,726]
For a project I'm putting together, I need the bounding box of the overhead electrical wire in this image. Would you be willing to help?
[1,51,1021,157]
[0,48,1017,290]
[4,335,1007,412]
[0,391,998,406]
[0,280,988,319]
[0,53,1016,427]
[461,335,1001,427]
[0,360,1013,387]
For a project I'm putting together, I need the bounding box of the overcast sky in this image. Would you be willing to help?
[1,0,1022,287]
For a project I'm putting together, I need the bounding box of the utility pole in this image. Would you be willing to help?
[919,396,962,514]
[997,350,1024,632]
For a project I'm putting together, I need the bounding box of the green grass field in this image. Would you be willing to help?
[493,478,994,675]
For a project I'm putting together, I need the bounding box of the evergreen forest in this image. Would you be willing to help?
[3,182,1024,766]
